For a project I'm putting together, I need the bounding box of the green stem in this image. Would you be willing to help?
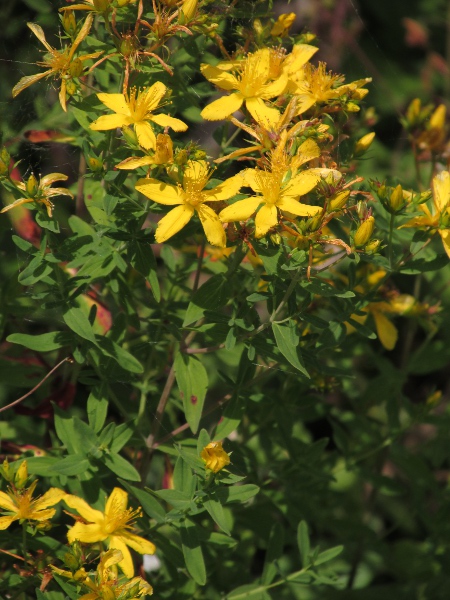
[22,522,27,561]
[388,213,395,270]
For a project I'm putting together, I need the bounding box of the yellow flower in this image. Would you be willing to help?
[354,215,375,247]
[12,15,102,112]
[219,168,321,238]
[1,173,73,217]
[401,170,450,257]
[135,160,243,246]
[64,488,156,578]
[60,0,136,12]
[117,133,174,170]
[52,549,153,600]
[270,13,296,37]
[201,442,230,473]
[200,48,288,124]
[0,473,65,530]
[90,84,188,151]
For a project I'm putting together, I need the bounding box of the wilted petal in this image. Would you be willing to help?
[64,494,104,524]
[97,93,131,115]
[12,70,52,97]
[70,12,94,57]
[136,179,184,205]
[116,156,154,170]
[201,93,244,121]
[40,173,68,186]
[197,204,226,247]
[254,203,278,237]
[90,114,132,131]
[27,22,53,52]
[0,198,32,213]
[150,113,188,132]
[155,204,194,243]
[277,197,321,217]
[219,197,261,222]
[135,122,156,150]
[214,145,263,164]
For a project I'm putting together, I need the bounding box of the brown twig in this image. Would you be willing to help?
[0,357,73,415]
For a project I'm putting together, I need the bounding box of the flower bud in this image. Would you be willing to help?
[354,132,375,156]
[429,105,446,130]
[69,58,83,78]
[253,19,264,36]
[307,214,322,232]
[62,10,77,37]
[175,149,188,165]
[66,80,78,96]
[119,37,135,57]
[26,174,39,197]
[406,98,421,125]
[356,200,368,220]
[122,126,139,146]
[191,149,207,160]
[328,189,350,211]
[93,0,110,11]
[270,12,296,37]
[35,520,52,531]
[88,156,103,172]
[179,0,197,24]
[201,441,230,473]
[345,102,360,112]
[389,184,405,212]
[154,134,174,164]
[426,390,442,406]
[1,459,12,482]
[364,238,381,254]
[15,460,28,489]
[354,215,375,247]
[0,147,10,176]
[117,0,133,6]
[270,232,282,245]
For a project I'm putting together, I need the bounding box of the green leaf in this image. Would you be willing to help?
[121,483,166,523]
[103,453,141,481]
[197,428,210,456]
[225,484,260,503]
[400,254,449,274]
[53,454,91,476]
[262,522,284,584]
[314,545,344,566]
[272,322,309,377]
[17,254,53,285]
[252,241,283,275]
[297,521,310,567]
[183,275,230,326]
[96,337,144,374]
[174,353,208,434]
[180,519,207,585]
[226,583,271,599]
[87,386,109,433]
[173,456,196,498]
[204,497,231,535]
[63,307,97,344]
[109,422,134,453]
[6,332,73,352]
[214,394,245,440]
[129,241,161,302]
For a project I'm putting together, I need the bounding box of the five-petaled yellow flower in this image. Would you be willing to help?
[200,48,288,125]
[1,173,74,218]
[52,548,153,600]
[90,83,187,151]
[64,487,156,578]
[0,478,65,530]
[201,441,230,473]
[401,170,450,257]
[219,168,321,238]
[136,160,243,247]
[12,15,102,112]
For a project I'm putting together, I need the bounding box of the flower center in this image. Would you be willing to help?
[103,502,141,535]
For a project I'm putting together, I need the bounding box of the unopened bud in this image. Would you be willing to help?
[389,184,405,212]
[356,200,368,220]
[406,98,421,125]
[253,19,264,36]
[426,390,442,406]
[62,10,77,37]
[354,132,375,156]
[66,80,78,96]
[69,58,83,78]
[93,0,110,11]
[1,459,11,482]
[270,233,282,245]
[88,156,103,172]
[175,149,188,165]
[15,460,28,489]
[119,38,135,57]
[191,149,207,160]
[429,104,446,130]
[328,189,350,211]
[35,520,52,531]
[117,0,133,6]
[345,102,360,112]
[307,214,322,232]
[364,238,381,254]
[122,126,139,146]
[354,215,375,247]
[0,147,10,176]
[179,0,197,23]
[26,174,38,196]
[270,12,296,37]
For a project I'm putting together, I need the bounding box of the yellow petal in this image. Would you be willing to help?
[150,113,188,132]
[197,204,226,247]
[295,94,316,114]
[242,169,271,193]
[282,170,320,198]
[0,515,17,530]
[284,44,319,74]
[135,178,184,205]
[12,70,52,97]
[64,494,104,524]
[214,144,263,164]
[201,93,244,121]
[33,488,65,511]
[67,521,106,544]
[0,491,17,511]
[116,156,154,170]
[433,170,450,213]
[70,12,93,58]
[109,536,135,578]
[0,198,32,213]
[277,197,321,217]
[46,187,74,199]
[219,197,262,222]
[155,204,194,243]
[97,93,131,115]
[29,507,57,522]
[140,82,167,112]
[259,74,288,99]
[372,311,398,350]
[90,114,132,131]
[254,203,278,237]
[27,22,53,52]
[248,48,271,80]
[183,160,210,188]
[245,97,280,129]
[40,173,68,186]
[120,532,156,555]
[105,488,128,518]
[135,122,156,150]
[200,63,238,91]
[439,229,450,258]
[203,174,243,201]
[294,138,321,167]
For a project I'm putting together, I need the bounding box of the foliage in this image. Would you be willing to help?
[1,1,450,598]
